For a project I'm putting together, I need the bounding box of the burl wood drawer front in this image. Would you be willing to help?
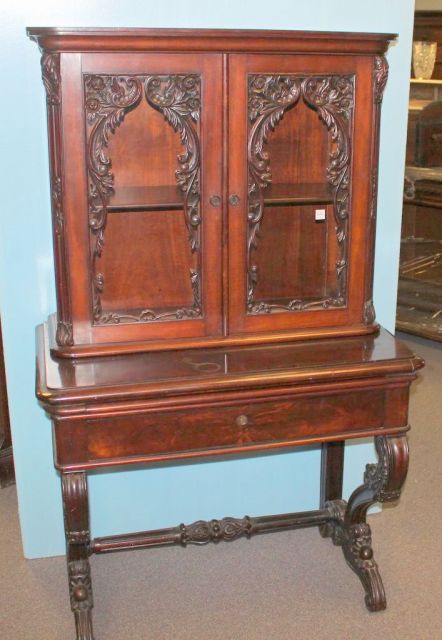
[54,388,397,467]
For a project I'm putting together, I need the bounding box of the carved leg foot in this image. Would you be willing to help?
[62,473,95,640]
[69,559,94,639]
[327,500,385,611]
[325,435,409,612]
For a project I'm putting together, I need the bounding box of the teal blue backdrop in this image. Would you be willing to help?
[0,0,414,558]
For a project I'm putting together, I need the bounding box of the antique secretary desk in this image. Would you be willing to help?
[28,27,423,639]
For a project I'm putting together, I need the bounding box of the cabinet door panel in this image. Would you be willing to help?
[228,54,374,336]
[62,53,223,346]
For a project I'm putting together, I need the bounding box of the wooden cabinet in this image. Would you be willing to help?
[28,28,392,358]
[29,29,423,639]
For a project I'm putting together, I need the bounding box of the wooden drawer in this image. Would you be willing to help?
[53,387,408,469]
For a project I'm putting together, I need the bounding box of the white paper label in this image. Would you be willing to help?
[315,209,326,221]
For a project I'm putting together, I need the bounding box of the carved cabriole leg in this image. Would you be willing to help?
[326,435,409,612]
[61,472,94,640]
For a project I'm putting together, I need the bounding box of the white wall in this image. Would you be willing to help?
[0,0,415,558]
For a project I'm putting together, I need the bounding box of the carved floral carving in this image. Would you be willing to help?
[180,516,252,545]
[145,75,201,253]
[364,436,403,502]
[68,559,93,612]
[56,321,74,347]
[84,75,142,322]
[85,74,202,325]
[41,53,61,106]
[247,75,301,310]
[373,56,389,104]
[363,300,376,325]
[52,176,64,235]
[247,74,354,314]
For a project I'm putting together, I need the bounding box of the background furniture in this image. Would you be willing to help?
[397,11,442,340]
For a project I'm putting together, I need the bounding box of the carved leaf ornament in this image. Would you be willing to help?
[84,74,202,325]
[247,74,354,314]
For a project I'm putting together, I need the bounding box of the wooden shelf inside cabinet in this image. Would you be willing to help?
[108,185,184,213]
[263,183,333,206]
[108,183,334,214]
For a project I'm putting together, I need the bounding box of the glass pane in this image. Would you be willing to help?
[84,74,202,324]
[247,74,353,314]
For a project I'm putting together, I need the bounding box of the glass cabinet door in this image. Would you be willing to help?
[228,54,373,336]
[74,53,223,344]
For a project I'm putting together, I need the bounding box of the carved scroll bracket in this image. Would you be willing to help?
[324,434,409,611]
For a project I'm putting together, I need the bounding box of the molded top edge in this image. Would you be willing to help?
[36,324,422,410]
[26,27,396,54]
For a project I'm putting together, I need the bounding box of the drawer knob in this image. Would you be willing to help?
[229,194,240,206]
[236,414,249,427]
[209,195,221,207]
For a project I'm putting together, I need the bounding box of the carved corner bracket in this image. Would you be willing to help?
[41,52,61,106]
[373,56,389,104]
[247,74,354,315]
[363,300,376,325]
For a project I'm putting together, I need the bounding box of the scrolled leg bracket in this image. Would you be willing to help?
[325,434,409,612]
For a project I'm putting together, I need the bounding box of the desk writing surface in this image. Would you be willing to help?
[38,325,422,407]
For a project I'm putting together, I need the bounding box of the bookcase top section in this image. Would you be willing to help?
[26,27,395,54]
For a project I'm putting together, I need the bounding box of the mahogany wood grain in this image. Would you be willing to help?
[27,28,394,55]
[227,53,376,336]
[37,325,422,409]
[29,29,392,356]
[52,388,404,470]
